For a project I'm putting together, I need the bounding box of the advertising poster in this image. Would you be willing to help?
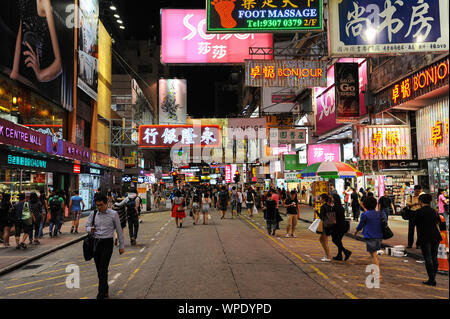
[0,0,75,111]
[335,63,360,123]
[161,9,272,64]
[328,0,449,56]
[313,181,329,219]
[159,79,187,125]
[307,144,341,164]
[207,0,323,33]
[77,0,99,101]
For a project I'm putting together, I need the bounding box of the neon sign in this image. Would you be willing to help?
[207,0,323,33]
[7,155,47,169]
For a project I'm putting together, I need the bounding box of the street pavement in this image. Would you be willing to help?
[0,207,448,299]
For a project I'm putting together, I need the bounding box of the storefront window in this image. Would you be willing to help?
[79,174,101,210]
[0,169,49,202]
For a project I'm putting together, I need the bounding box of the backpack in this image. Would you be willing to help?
[126,198,138,218]
[219,191,228,204]
[230,191,238,204]
[246,191,254,203]
[323,205,337,228]
[49,197,61,215]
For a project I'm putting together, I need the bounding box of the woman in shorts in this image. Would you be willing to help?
[191,189,201,226]
[354,196,385,281]
[318,194,335,262]
[201,193,212,225]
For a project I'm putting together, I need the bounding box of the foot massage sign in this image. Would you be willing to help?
[207,0,323,33]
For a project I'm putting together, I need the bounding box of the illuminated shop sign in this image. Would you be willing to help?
[7,155,47,169]
[139,125,221,148]
[90,168,101,175]
[73,164,81,174]
[0,118,45,152]
[207,0,323,33]
[246,59,327,88]
[390,58,449,107]
[355,125,412,160]
[161,9,272,64]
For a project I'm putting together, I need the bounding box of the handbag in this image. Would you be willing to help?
[252,205,258,215]
[308,219,321,233]
[380,213,394,240]
[401,207,412,220]
[83,210,98,261]
[21,202,33,226]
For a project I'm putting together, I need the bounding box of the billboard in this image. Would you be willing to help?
[315,58,367,136]
[207,0,323,33]
[307,144,341,164]
[262,87,297,113]
[335,63,360,123]
[159,79,187,124]
[0,0,75,111]
[77,0,99,101]
[246,59,327,88]
[139,125,221,148]
[328,0,449,56]
[355,125,413,160]
[161,9,273,64]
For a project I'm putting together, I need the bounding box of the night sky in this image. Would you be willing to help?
[113,0,241,118]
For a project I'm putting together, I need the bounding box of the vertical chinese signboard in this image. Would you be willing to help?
[416,99,449,160]
[207,0,323,33]
[328,0,449,56]
[355,125,412,160]
[335,63,360,123]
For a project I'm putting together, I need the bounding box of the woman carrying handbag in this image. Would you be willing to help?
[172,190,186,228]
[317,194,336,262]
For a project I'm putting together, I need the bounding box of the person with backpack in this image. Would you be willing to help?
[115,188,141,245]
[0,193,13,248]
[245,186,255,218]
[29,192,43,245]
[48,191,65,238]
[112,197,127,246]
[13,193,33,249]
[218,186,229,220]
[262,191,278,236]
[318,194,336,262]
[230,186,238,219]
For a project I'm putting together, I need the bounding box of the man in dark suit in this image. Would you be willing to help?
[413,194,443,286]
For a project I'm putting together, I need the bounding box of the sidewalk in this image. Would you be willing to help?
[295,205,427,260]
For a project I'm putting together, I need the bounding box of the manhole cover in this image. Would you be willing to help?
[21,264,43,270]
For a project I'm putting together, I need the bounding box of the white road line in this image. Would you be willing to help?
[139,248,145,253]
[151,238,155,241]
[114,273,121,280]
[155,232,160,236]
[128,258,136,264]
[160,227,165,230]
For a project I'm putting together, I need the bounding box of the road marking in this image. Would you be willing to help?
[128,258,136,264]
[406,283,448,291]
[156,232,160,236]
[151,238,155,241]
[140,248,145,253]
[80,297,89,299]
[345,292,358,299]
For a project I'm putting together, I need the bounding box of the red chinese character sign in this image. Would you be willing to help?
[161,9,272,64]
[139,125,221,148]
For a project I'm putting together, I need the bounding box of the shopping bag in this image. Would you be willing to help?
[64,206,69,218]
[252,205,258,215]
[308,219,321,233]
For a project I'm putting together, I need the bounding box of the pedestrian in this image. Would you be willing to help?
[344,186,352,216]
[29,192,43,245]
[330,185,338,196]
[13,193,33,249]
[0,193,13,248]
[230,186,238,219]
[191,188,201,225]
[237,187,243,215]
[284,190,299,238]
[69,191,85,234]
[262,192,278,236]
[172,190,186,228]
[245,186,255,218]
[378,190,395,223]
[351,188,361,221]
[438,188,449,231]
[87,193,125,299]
[112,197,127,246]
[359,188,367,212]
[201,192,211,225]
[114,189,141,245]
[38,193,48,239]
[406,185,424,249]
[48,191,64,238]
[413,194,443,286]
[107,191,114,209]
[354,196,386,281]
[331,194,352,261]
[218,186,229,219]
[317,194,335,262]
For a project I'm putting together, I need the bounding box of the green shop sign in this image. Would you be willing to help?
[284,154,306,171]
[207,0,323,33]
[7,155,47,169]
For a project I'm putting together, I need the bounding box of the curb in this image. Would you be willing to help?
[0,234,88,277]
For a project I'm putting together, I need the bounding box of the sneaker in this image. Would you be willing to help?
[70,227,74,234]
[20,243,27,249]
[321,257,331,262]
[180,223,182,228]
[74,230,78,234]
[332,256,343,261]
[291,234,296,238]
[285,234,290,238]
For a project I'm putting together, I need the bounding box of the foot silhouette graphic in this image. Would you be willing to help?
[211,0,237,29]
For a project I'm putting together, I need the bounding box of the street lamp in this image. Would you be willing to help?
[110,4,117,11]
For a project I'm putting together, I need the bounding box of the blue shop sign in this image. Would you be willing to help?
[7,155,47,169]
